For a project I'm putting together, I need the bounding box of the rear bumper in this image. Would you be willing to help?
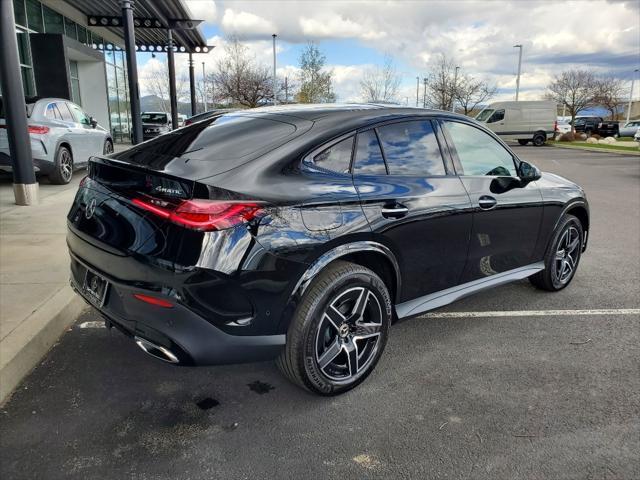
[0,153,55,175]
[69,250,285,366]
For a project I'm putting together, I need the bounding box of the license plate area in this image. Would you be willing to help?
[83,268,109,307]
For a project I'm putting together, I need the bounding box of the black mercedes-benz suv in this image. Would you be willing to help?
[67,105,589,395]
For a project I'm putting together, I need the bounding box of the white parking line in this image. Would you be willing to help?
[77,309,640,329]
[420,308,640,319]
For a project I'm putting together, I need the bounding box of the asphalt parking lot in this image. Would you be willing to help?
[1,146,638,480]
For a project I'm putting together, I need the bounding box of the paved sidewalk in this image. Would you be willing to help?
[0,144,129,403]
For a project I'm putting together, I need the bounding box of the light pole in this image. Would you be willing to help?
[416,76,420,107]
[272,34,277,105]
[626,68,639,125]
[452,66,460,112]
[514,44,523,101]
[202,62,206,111]
[422,77,427,108]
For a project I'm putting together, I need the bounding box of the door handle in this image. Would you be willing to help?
[381,204,409,219]
[478,196,497,210]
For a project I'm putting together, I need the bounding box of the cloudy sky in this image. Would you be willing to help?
[138,0,640,104]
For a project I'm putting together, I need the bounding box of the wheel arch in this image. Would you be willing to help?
[278,241,402,332]
[56,140,73,158]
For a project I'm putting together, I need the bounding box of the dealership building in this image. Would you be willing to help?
[4,0,209,143]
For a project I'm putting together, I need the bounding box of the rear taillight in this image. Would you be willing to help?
[132,197,264,231]
[27,125,50,134]
[133,293,174,308]
[185,119,192,126]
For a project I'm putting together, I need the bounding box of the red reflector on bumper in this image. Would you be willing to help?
[133,293,174,308]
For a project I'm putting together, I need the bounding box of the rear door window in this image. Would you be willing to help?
[45,103,62,120]
[353,130,386,175]
[376,120,446,176]
[57,102,75,122]
[309,137,353,174]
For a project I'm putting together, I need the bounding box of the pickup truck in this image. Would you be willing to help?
[573,116,619,137]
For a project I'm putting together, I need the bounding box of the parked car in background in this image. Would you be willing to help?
[0,97,112,184]
[184,109,235,126]
[619,120,640,137]
[177,114,186,128]
[555,120,572,135]
[141,112,171,141]
[572,116,601,135]
[67,105,590,395]
[634,127,640,143]
[475,101,555,146]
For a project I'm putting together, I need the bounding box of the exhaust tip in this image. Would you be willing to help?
[134,336,180,364]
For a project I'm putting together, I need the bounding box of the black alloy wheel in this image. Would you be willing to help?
[278,261,391,395]
[530,214,583,291]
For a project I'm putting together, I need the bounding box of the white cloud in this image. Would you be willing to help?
[299,14,386,40]
[141,1,640,105]
[221,9,276,36]
[185,0,217,25]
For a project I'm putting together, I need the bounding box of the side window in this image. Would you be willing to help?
[376,120,446,176]
[57,103,75,122]
[442,121,517,177]
[68,103,89,125]
[309,136,353,174]
[487,109,505,123]
[45,103,61,120]
[353,130,386,175]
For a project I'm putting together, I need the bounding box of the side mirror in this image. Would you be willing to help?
[90,117,98,128]
[518,161,541,183]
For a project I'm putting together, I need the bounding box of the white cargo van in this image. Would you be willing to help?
[475,101,556,146]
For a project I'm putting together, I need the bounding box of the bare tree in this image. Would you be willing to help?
[213,37,273,108]
[360,55,401,103]
[546,69,598,125]
[142,61,188,112]
[454,75,497,116]
[594,75,627,119]
[296,42,336,103]
[423,54,457,110]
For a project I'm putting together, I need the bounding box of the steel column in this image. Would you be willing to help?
[167,29,178,129]
[121,0,142,144]
[0,0,38,205]
[188,53,196,116]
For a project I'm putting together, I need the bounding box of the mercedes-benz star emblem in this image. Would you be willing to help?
[85,198,97,219]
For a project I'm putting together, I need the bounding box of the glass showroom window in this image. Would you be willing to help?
[70,61,81,106]
[16,28,36,96]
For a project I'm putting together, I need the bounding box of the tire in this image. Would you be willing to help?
[103,138,114,154]
[48,145,73,185]
[277,260,392,396]
[529,214,583,291]
[532,132,546,146]
[518,139,529,146]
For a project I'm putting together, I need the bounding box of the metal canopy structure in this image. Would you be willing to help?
[63,0,213,143]
[64,0,210,52]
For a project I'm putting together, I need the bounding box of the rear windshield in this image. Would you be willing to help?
[141,113,168,124]
[112,114,298,176]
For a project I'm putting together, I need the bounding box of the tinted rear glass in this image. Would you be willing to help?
[141,113,168,124]
[112,114,297,175]
[376,120,445,176]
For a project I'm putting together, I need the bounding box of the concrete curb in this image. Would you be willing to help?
[0,286,87,404]
[550,144,640,156]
